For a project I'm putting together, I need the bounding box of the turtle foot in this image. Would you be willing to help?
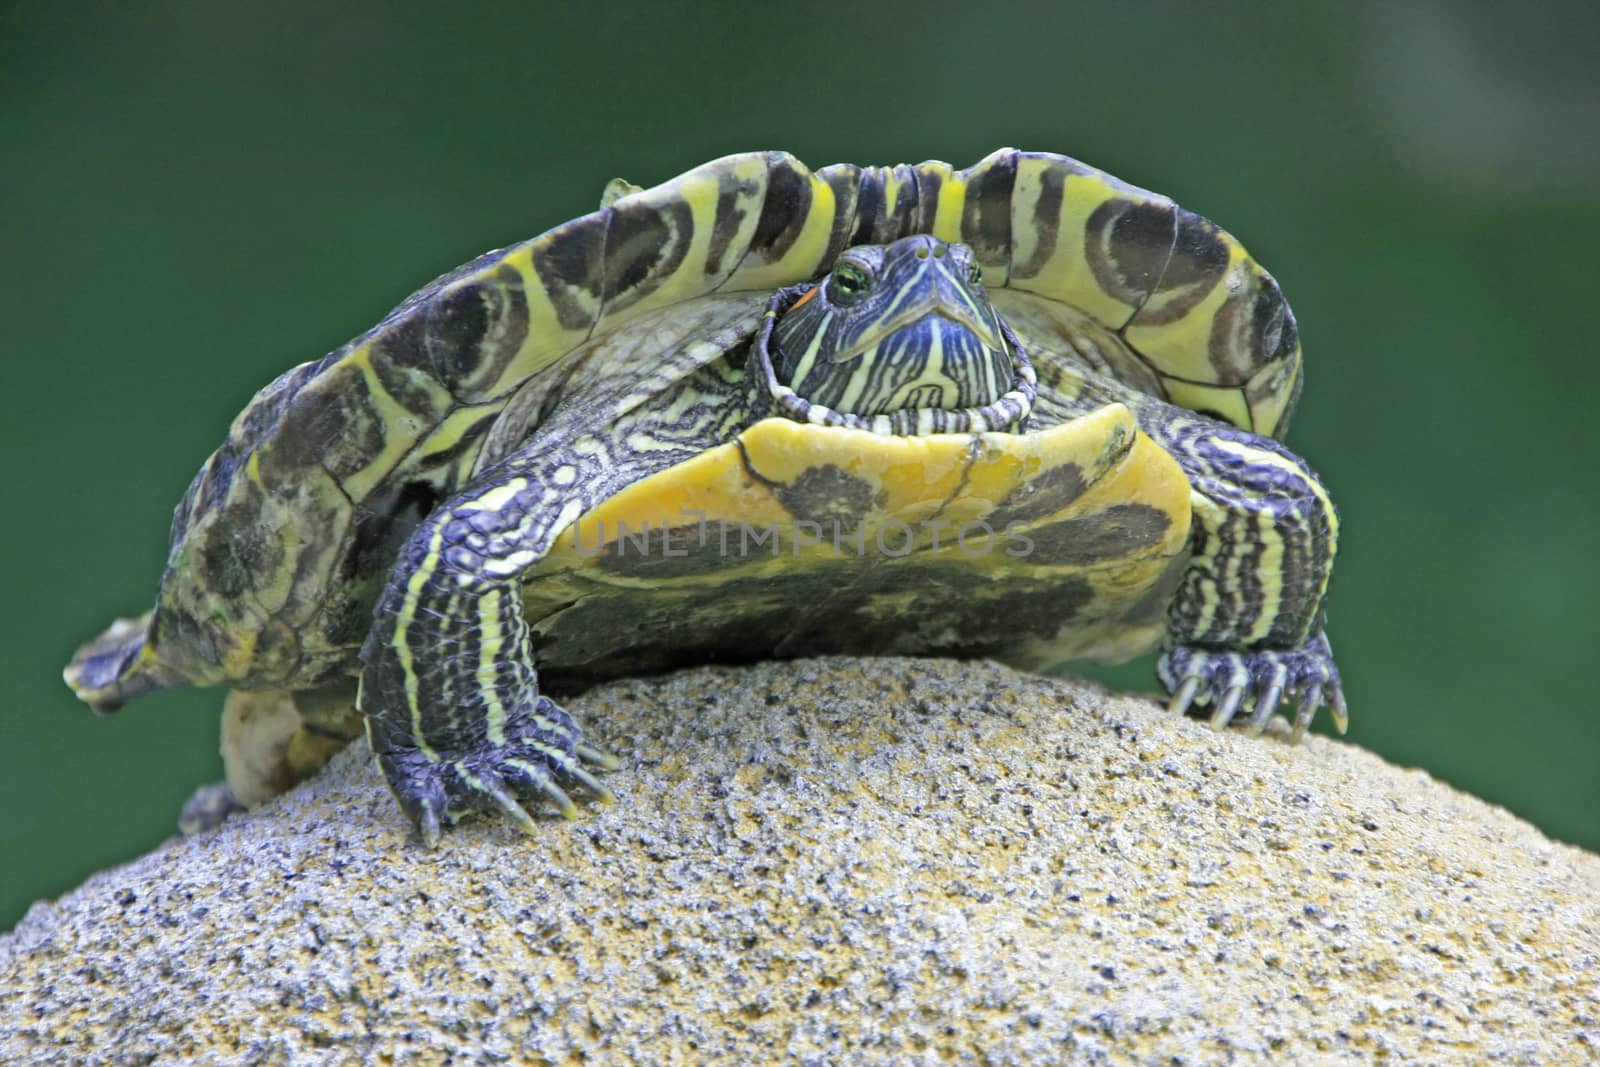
[375,696,618,847]
[1159,632,1346,743]
[178,782,245,835]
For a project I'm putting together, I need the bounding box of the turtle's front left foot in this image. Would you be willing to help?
[1159,632,1346,742]
[375,695,619,847]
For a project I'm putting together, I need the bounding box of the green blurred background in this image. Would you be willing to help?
[4,1,1597,929]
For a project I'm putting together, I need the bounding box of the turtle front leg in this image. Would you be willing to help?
[1145,409,1346,741]
[357,464,622,846]
[355,408,722,845]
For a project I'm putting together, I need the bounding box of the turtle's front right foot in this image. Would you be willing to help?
[1159,632,1347,743]
[375,695,618,847]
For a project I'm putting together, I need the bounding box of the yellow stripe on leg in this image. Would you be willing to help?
[394,524,446,762]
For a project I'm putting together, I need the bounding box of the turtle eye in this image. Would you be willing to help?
[828,262,872,303]
[968,261,983,285]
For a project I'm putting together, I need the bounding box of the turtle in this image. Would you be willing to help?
[64,148,1344,844]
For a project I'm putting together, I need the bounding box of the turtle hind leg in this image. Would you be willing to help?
[179,682,363,834]
[222,684,362,806]
[178,782,246,836]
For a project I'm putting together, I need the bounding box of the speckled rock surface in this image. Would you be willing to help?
[4,657,1598,1065]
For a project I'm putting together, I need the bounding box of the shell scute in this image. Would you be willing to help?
[847,163,922,247]
[1122,220,1301,431]
[422,263,532,396]
[1006,152,1175,332]
[597,154,769,320]
[956,148,1017,282]
[527,213,606,335]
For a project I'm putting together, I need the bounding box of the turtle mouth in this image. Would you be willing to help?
[828,299,1004,365]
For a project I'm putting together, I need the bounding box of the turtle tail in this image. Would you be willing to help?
[64,612,182,714]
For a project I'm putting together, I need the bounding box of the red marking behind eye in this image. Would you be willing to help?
[791,286,818,310]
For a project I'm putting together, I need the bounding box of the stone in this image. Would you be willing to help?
[3,657,1598,1064]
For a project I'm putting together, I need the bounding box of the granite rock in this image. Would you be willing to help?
[4,656,1598,1065]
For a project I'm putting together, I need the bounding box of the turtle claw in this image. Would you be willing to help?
[576,741,622,772]
[1290,683,1324,744]
[562,763,617,806]
[417,799,443,849]
[375,694,613,843]
[501,759,580,820]
[1158,632,1343,742]
[479,775,541,836]
[1167,675,1201,717]
[1246,678,1285,738]
[1209,685,1246,731]
[1329,685,1350,735]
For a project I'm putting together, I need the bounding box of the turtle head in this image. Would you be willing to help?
[755,236,1035,434]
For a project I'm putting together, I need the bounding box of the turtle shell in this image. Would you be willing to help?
[452,147,1301,433]
[523,404,1192,687]
[71,148,1300,703]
